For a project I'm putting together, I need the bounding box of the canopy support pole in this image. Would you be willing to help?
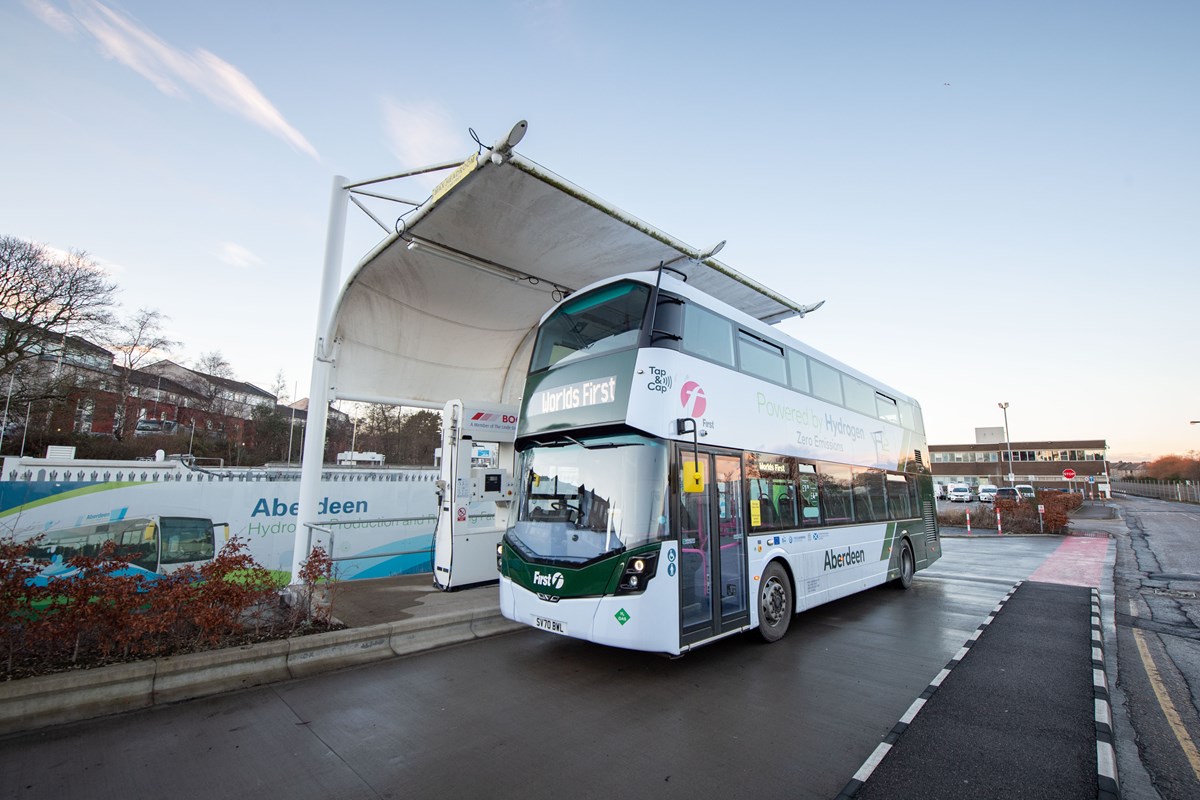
[291,175,349,586]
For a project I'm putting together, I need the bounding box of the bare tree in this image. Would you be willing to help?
[0,236,117,385]
[270,370,289,404]
[195,351,234,379]
[192,350,235,422]
[0,237,118,433]
[105,308,179,440]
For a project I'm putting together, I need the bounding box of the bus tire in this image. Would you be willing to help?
[758,561,792,643]
[893,539,914,590]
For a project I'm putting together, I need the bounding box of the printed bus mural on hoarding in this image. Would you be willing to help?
[0,464,492,581]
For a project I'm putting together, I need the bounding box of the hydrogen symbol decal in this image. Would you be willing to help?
[680,381,706,418]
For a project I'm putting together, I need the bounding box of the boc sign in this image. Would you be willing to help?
[1062,468,1077,480]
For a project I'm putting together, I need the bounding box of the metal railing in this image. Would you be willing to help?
[1113,479,1200,505]
[2,465,439,485]
[302,517,437,573]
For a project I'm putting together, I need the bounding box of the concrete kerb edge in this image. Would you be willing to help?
[155,638,292,705]
[0,658,157,736]
[0,606,516,737]
[386,605,524,658]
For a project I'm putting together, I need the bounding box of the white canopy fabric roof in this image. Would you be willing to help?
[330,138,811,408]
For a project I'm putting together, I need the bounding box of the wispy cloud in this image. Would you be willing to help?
[23,0,76,36]
[217,242,264,269]
[27,1,318,159]
[381,99,463,169]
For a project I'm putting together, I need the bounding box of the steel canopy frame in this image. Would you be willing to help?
[289,121,818,584]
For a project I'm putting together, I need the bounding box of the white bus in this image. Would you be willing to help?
[24,515,228,585]
[498,270,941,655]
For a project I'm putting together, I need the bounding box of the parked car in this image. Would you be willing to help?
[949,485,974,503]
[977,484,998,503]
[994,487,1020,502]
[134,419,179,436]
[1015,484,1036,500]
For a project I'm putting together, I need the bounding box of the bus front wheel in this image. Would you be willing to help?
[893,539,915,590]
[758,562,792,643]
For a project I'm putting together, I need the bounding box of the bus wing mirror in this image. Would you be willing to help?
[682,461,705,493]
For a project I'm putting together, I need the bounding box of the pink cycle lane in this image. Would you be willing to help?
[1028,534,1111,587]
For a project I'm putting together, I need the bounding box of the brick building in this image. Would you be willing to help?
[930,427,1108,492]
[4,321,277,447]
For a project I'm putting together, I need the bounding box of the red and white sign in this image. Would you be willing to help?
[1062,469,1076,480]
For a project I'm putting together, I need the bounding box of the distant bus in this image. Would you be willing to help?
[498,270,940,655]
[24,515,228,585]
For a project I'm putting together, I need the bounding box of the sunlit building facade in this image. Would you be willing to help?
[930,428,1108,493]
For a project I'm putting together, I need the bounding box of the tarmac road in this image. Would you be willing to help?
[0,535,1088,800]
[1111,495,1200,800]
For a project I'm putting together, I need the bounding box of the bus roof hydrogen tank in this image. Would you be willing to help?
[498,270,940,655]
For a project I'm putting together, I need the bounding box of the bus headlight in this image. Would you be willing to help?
[616,551,659,595]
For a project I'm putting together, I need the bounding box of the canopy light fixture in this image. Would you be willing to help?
[405,238,522,283]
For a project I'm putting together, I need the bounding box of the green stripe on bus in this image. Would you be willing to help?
[503,541,661,598]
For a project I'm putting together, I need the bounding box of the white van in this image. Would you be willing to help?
[134,419,179,436]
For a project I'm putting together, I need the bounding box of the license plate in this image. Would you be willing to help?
[534,616,568,636]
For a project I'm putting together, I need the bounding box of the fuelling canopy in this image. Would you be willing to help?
[330,135,809,408]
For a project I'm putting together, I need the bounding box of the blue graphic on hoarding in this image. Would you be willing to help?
[25,555,159,588]
[0,482,99,515]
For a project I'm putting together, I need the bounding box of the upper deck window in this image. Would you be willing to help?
[876,393,900,425]
[843,374,876,417]
[810,360,843,405]
[682,303,735,366]
[530,282,651,372]
[787,350,811,394]
[738,331,786,383]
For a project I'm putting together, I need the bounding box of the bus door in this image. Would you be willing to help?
[678,450,749,647]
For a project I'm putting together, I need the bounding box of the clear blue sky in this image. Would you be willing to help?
[2,1,1197,460]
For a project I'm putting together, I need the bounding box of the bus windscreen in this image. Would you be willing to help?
[529,282,650,372]
[158,517,216,565]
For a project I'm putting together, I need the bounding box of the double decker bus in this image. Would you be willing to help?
[498,270,940,655]
[24,515,228,585]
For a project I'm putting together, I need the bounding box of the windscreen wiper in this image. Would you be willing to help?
[530,436,643,450]
[576,440,642,450]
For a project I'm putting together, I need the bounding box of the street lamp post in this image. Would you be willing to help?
[1,373,14,454]
[998,402,1015,486]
